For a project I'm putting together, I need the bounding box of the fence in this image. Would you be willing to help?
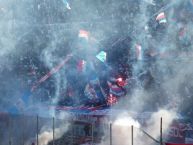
[0,113,193,145]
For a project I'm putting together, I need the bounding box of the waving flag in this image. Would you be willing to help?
[77,60,87,72]
[79,29,89,40]
[84,84,98,100]
[108,80,126,97]
[96,51,107,63]
[62,0,71,10]
[143,0,155,5]
[31,54,73,91]
[156,12,167,24]
[135,44,142,60]
[107,94,117,106]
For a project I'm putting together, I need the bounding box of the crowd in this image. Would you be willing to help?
[56,0,193,114]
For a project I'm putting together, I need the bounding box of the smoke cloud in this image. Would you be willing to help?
[23,112,70,145]
[0,0,193,144]
[99,1,193,144]
[37,114,70,145]
[100,109,176,145]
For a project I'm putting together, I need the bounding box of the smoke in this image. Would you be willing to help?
[40,37,66,103]
[38,123,69,145]
[0,0,33,111]
[0,2,71,143]
[145,109,177,138]
[38,119,69,145]
[25,112,70,145]
[110,113,140,145]
[0,0,193,144]
[100,1,193,144]
[100,109,176,145]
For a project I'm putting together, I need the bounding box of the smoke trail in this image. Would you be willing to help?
[40,37,66,103]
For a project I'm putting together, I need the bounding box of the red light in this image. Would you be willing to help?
[117,77,123,82]
[116,77,126,87]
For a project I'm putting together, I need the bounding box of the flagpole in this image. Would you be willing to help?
[110,98,112,145]
[37,115,39,145]
[53,117,55,145]
[9,115,12,145]
[160,117,162,145]
[131,125,134,145]
[71,123,74,145]
[22,114,25,145]
[92,122,94,144]
[110,122,112,145]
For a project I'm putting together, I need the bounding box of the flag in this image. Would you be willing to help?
[143,0,155,5]
[15,98,25,111]
[108,81,126,97]
[15,90,32,112]
[156,12,167,24]
[79,30,89,40]
[31,54,73,91]
[84,84,98,100]
[135,44,142,60]
[96,51,107,63]
[178,27,191,47]
[77,60,86,72]
[62,0,71,10]
[107,94,117,106]
[66,2,71,9]
[21,90,31,105]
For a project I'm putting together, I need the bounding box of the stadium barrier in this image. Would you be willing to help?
[0,113,193,145]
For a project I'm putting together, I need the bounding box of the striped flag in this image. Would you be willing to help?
[108,81,126,97]
[156,12,167,24]
[107,94,117,106]
[31,54,73,91]
[84,84,98,100]
[79,30,89,40]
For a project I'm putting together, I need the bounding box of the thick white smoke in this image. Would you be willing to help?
[145,109,177,139]
[38,122,69,145]
[111,113,140,145]
[100,109,176,145]
[26,112,70,145]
